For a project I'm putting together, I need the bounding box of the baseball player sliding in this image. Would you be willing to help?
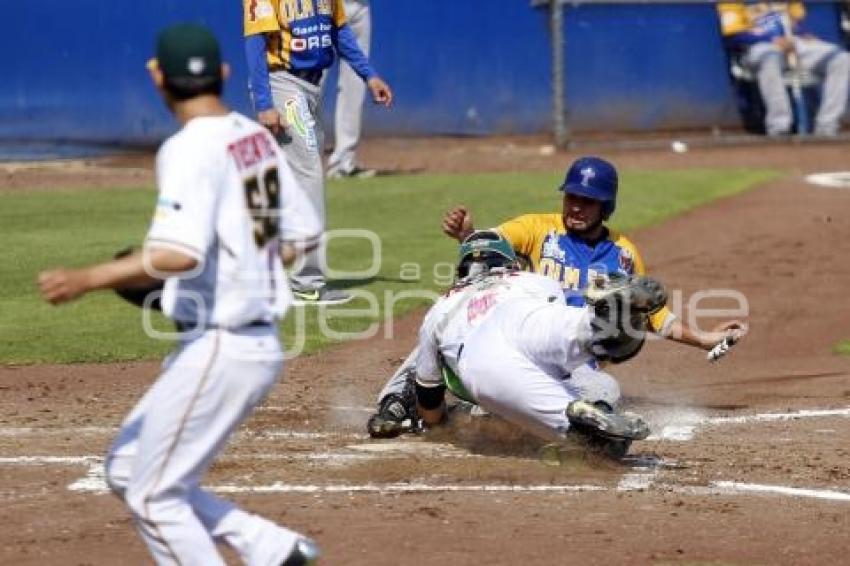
[39,25,320,566]
[244,0,393,305]
[369,156,747,440]
[411,231,664,454]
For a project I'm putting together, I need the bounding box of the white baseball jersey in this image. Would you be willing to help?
[415,271,566,387]
[145,112,320,328]
[107,111,317,565]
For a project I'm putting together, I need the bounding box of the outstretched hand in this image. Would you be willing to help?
[701,320,748,351]
[39,268,91,305]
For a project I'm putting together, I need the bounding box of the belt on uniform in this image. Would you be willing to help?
[269,67,324,86]
[174,320,274,333]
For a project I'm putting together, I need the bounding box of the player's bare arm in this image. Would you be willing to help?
[441,205,475,241]
[38,248,197,305]
[664,317,748,351]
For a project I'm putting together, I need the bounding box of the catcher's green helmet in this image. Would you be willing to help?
[456,230,519,279]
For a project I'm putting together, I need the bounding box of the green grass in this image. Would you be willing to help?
[0,168,777,364]
[834,340,850,356]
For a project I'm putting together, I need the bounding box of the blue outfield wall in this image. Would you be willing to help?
[0,2,846,145]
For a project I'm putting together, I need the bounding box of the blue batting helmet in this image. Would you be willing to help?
[558,156,618,219]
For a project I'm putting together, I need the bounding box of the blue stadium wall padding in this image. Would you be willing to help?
[0,1,844,145]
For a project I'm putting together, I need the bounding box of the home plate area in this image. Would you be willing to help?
[3,406,848,504]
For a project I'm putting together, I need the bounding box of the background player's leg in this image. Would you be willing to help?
[269,73,329,295]
[328,0,372,177]
[796,39,850,136]
[746,44,793,135]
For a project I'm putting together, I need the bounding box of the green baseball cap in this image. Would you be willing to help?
[149,23,221,81]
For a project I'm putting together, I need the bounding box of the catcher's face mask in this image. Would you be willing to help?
[456,231,519,279]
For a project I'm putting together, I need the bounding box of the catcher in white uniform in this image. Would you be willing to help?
[393,231,665,452]
[39,24,320,566]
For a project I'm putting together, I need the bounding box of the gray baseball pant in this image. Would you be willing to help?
[269,71,327,291]
[744,38,850,136]
[327,0,372,174]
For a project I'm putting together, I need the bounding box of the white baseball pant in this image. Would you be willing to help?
[104,327,301,566]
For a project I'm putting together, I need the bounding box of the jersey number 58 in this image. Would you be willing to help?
[243,166,281,248]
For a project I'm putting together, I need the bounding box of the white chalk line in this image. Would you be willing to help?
[245,405,374,413]
[804,171,850,189]
[66,471,850,503]
[708,407,850,425]
[710,481,850,502]
[7,408,843,443]
[7,406,845,442]
[7,452,848,504]
[651,406,850,442]
[0,456,100,465]
[4,406,850,502]
[0,445,472,468]
[255,406,373,413]
[212,483,608,495]
[0,426,116,437]
[0,426,365,441]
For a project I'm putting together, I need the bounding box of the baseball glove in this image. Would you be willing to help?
[586,275,667,364]
[113,246,164,310]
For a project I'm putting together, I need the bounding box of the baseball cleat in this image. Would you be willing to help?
[292,287,354,306]
[280,537,320,566]
[585,275,667,314]
[327,165,377,179]
[566,400,650,441]
[366,394,419,439]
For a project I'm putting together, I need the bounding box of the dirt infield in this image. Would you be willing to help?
[1,139,849,565]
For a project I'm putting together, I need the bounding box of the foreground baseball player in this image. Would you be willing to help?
[369,156,746,438]
[244,0,393,304]
[39,24,321,565]
[718,2,850,136]
[411,231,664,451]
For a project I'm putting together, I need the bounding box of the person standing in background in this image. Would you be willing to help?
[326,0,376,179]
[244,0,393,304]
[718,2,850,137]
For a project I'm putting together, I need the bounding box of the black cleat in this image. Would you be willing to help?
[281,537,320,566]
[367,394,418,439]
[566,400,650,441]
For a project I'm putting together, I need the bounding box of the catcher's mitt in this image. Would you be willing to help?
[586,275,667,364]
[113,247,164,310]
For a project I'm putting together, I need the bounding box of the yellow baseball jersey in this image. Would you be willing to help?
[717,2,805,37]
[498,213,674,334]
[244,0,346,70]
